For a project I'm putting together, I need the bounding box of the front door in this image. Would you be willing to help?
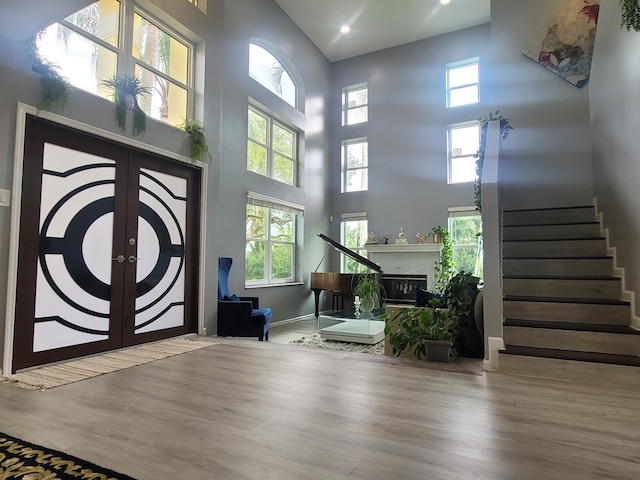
[12,116,201,372]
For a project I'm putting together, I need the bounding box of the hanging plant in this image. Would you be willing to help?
[29,36,72,113]
[179,119,213,163]
[620,0,640,31]
[101,74,150,136]
[431,226,454,294]
[474,111,513,211]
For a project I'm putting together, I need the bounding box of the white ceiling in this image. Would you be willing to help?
[273,0,491,63]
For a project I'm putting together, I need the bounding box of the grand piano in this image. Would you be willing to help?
[311,233,428,319]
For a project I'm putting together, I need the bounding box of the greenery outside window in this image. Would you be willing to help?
[342,84,368,126]
[340,213,369,274]
[446,58,479,108]
[249,43,296,108]
[341,138,368,192]
[448,208,483,280]
[247,106,297,186]
[447,122,479,184]
[246,193,304,286]
[35,0,194,127]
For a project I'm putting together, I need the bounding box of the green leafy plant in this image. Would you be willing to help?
[384,299,457,359]
[29,36,72,113]
[443,271,482,358]
[474,111,513,211]
[180,119,213,163]
[101,74,150,135]
[353,274,384,312]
[620,0,640,31]
[431,226,454,293]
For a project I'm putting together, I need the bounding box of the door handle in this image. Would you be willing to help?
[112,255,125,263]
[128,255,143,263]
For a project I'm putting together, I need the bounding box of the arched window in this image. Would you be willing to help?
[249,43,296,107]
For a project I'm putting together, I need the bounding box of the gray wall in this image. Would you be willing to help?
[590,1,640,316]
[489,0,594,210]
[328,25,491,274]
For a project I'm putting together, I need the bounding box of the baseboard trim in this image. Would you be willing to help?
[484,336,504,371]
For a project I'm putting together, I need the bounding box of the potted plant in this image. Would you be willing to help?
[443,271,482,358]
[384,298,458,362]
[431,226,454,293]
[180,119,213,163]
[29,36,72,113]
[353,274,383,313]
[101,74,150,136]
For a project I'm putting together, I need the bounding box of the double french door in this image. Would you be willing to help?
[12,116,201,372]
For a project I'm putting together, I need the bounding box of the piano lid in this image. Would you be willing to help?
[317,233,383,273]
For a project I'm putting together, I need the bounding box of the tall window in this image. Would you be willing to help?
[448,122,479,184]
[35,0,194,127]
[446,58,479,108]
[247,106,297,186]
[245,193,304,286]
[340,214,369,274]
[342,84,368,126]
[249,43,296,108]
[448,208,483,280]
[341,139,368,192]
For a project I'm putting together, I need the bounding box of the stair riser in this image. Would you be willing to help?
[503,258,612,277]
[503,278,621,299]
[503,300,630,325]
[503,326,640,356]
[503,207,595,226]
[503,223,601,241]
[498,353,640,389]
[503,239,607,258]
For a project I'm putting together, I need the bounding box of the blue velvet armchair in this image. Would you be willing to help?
[217,257,271,341]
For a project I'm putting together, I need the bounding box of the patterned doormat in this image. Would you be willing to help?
[0,431,136,479]
[1,337,214,390]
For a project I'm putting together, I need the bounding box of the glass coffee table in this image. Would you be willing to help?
[318,309,385,345]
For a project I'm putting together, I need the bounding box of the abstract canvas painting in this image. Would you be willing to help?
[523,0,600,88]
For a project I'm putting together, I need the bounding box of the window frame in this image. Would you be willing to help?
[447,121,480,185]
[249,42,297,108]
[342,83,369,126]
[448,207,483,280]
[35,0,195,127]
[341,137,368,193]
[245,193,304,287]
[247,105,298,186]
[446,58,479,108]
[340,213,369,274]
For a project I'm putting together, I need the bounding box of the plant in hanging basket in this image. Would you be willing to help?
[29,36,72,113]
[179,119,213,163]
[101,74,150,135]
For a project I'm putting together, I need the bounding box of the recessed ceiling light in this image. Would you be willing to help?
[440,0,451,4]
[340,24,351,34]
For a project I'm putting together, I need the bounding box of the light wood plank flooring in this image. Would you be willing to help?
[1,335,639,479]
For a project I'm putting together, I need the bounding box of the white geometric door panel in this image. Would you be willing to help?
[134,168,187,334]
[34,143,116,352]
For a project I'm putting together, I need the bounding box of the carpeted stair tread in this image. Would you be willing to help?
[502,346,640,367]
[504,319,640,334]
[503,295,629,305]
[503,274,621,280]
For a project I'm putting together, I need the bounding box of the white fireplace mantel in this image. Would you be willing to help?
[364,244,442,253]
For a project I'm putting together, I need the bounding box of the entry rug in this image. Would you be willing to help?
[290,333,383,355]
[1,338,214,391]
[0,431,135,479]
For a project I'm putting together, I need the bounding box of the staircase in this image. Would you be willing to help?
[499,205,640,388]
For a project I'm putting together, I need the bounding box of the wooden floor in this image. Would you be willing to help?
[1,331,639,479]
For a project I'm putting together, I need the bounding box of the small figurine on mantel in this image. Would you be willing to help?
[416,233,428,244]
[381,232,391,244]
[395,227,409,245]
[365,231,378,244]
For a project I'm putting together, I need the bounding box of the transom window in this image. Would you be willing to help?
[35,0,194,127]
[340,214,369,274]
[341,139,368,192]
[342,84,368,126]
[446,58,479,108]
[247,106,297,186]
[447,123,479,184]
[448,208,483,280]
[249,43,296,107]
[245,193,303,285]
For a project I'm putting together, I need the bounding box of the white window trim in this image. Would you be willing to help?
[341,137,368,193]
[446,57,479,108]
[447,121,479,185]
[340,213,368,274]
[342,83,368,126]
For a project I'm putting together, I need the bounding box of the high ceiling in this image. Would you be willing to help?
[273,0,491,62]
